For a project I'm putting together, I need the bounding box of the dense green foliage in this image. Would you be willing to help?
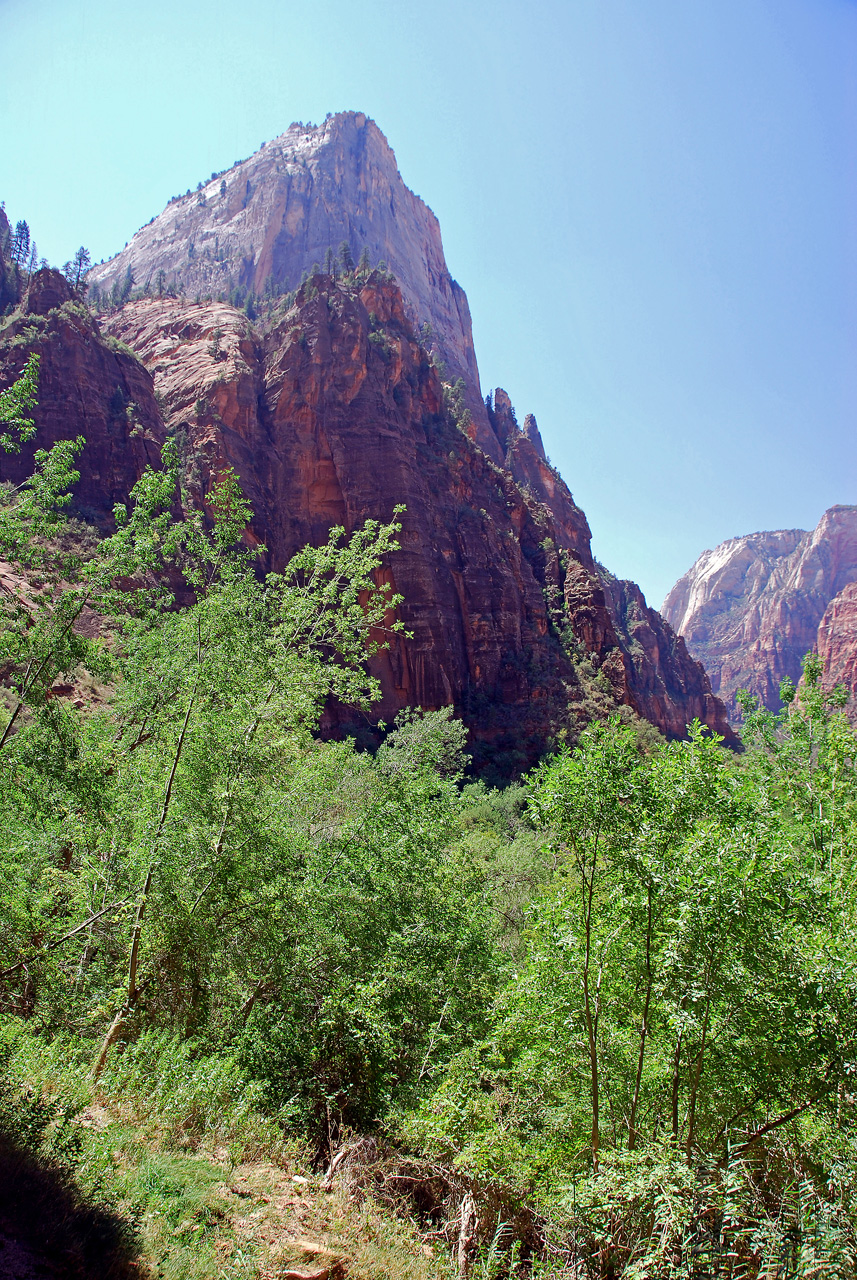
[407,678,857,1274]
[3,356,857,1275]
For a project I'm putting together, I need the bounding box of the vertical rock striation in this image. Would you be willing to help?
[100,273,733,763]
[0,270,165,517]
[663,506,857,717]
[86,112,495,456]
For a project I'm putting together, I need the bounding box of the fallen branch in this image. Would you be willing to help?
[0,899,130,979]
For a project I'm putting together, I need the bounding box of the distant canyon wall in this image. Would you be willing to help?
[663,506,857,718]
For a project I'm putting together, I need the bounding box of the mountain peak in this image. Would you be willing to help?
[87,112,497,453]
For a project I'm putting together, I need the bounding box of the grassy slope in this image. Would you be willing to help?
[0,1028,452,1280]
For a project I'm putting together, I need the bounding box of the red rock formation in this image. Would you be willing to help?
[663,506,857,718]
[0,270,165,521]
[77,108,732,750]
[813,582,857,711]
[602,574,733,739]
[0,275,734,767]
[103,274,733,760]
[86,113,495,457]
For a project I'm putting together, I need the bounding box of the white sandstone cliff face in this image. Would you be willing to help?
[87,112,497,457]
[662,506,857,717]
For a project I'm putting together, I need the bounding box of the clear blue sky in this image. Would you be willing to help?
[2,0,855,606]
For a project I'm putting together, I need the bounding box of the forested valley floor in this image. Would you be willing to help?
[2,354,857,1278]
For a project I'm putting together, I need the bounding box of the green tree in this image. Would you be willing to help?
[10,220,30,266]
[378,705,470,783]
[409,702,857,1269]
[0,351,40,453]
[88,483,408,1073]
[62,247,91,290]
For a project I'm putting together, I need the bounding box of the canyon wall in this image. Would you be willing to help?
[663,506,857,717]
[2,112,736,769]
[1,268,733,772]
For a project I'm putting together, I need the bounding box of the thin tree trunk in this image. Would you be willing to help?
[685,1001,711,1159]
[457,1191,477,1277]
[0,699,23,752]
[711,1091,767,1151]
[0,899,129,979]
[671,996,687,1144]
[189,681,277,918]
[732,1096,821,1155]
[240,976,269,1024]
[0,594,89,752]
[93,687,196,1077]
[580,838,600,1173]
[629,885,653,1151]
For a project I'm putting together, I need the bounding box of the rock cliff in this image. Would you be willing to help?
[815,582,857,703]
[0,266,733,771]
[663,506,857,717]
[105,272,733,759]
[0,270,165,516]
[86,113,496,458]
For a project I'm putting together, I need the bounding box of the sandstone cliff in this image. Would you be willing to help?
[0,268,733,772]
[663,506,857,717]
[0,270,165,515]
[86,112,497,458]
[815,582,857,703]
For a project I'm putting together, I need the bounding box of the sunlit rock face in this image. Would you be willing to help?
[663,506,857,718]
[86,112,496,458]
[815,582,857,710]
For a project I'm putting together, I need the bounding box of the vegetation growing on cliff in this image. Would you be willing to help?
[3,360,857,1277]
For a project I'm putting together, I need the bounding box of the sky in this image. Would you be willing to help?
[1,0,855,606]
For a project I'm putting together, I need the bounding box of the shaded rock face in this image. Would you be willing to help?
[101,274,733,763]
[663,506,857,718]
[602,575,733,740]
[86,112,496,458]
[0,270,165,521]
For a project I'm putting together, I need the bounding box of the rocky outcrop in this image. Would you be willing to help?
[1,199,735,769]
[603,574,733,738]
[0,270,165,521]
[102,273,733,763]
[663,506,857,717]
[86,112,497,458]
[815,582,857,704]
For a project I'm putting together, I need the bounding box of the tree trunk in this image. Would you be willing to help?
[92,687,196,1076]
[628,885,653,1150]
[580,839,600,1173]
